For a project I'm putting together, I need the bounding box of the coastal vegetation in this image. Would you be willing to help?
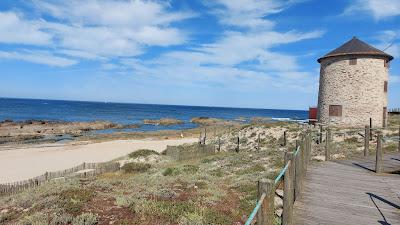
[1,115,399,224]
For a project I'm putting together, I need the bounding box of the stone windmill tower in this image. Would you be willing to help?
[317,37,394,127]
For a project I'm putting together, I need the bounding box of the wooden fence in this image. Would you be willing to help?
[244,130,313,225]
[0,161,120,195]
[318,125,399,174]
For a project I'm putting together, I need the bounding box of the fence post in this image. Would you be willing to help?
[370,118,373,141]
[307,131,312,163]
[257,179,275,225]
[319,125,323,144]
[294,147,302,201]
[218,136,221,152]
[283,131,287,146]
[282,152,294,225]
[203,128,207,145]
[364,126,370,156]
[258,134,261,151]
[375,132,383,173]
[398,126,400,152]
[236,136,240,153]
[325,128,331,161]
[301,135,307,171]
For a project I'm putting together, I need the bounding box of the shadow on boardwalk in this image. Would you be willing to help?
[293,152,400,225]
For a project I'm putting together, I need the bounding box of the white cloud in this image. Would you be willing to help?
[0,0,195,65]
[0,12,52,45]
[0,50,77,67]
[208,0,305,29]
[343,0,400,20]
[375,30,400,58]
[34,0,195,27]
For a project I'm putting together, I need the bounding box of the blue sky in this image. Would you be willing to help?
[0,0,399,110]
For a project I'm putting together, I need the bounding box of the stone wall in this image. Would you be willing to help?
[317,56,389,127]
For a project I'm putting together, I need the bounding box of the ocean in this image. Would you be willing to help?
[0,98,308,132]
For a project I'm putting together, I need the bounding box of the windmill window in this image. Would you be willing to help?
[384,81,388,93]
[384,60,390,68]
[329,105,342,117]
[349,58,357,65]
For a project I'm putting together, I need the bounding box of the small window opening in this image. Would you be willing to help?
[384,81,388,93]
[329,105,342,117]
[349,58,357,65]
[384,60,390,68]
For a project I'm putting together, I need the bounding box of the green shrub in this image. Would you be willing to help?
[59,188,95,213]
[0,211,18,223]
[16,212,48,225]
[122,162,151,173]
[344,137,359,144]
[163,167,179,176]
[162,165,199,176]
[72,213,98,225]
[128,149,159,158]
[182,165,199,174]
[384,143,397,152]
[203,209,233,224]
[50,213,73,225]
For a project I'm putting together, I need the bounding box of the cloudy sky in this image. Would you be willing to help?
[0,0,399,110]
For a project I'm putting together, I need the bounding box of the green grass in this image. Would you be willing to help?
[236,164,265,175]
[162,164,199,176]
[58,188,95,214]
[128,149,159,158]
[121,162,151,173]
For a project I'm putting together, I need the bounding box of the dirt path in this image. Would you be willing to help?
[0,138,197,183]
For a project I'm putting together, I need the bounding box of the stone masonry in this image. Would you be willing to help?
[317,56,389,127]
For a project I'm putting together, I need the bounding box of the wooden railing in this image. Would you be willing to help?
[244,131,312,225]
[323,125,400,173]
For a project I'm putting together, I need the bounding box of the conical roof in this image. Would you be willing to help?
[318,37,393,63]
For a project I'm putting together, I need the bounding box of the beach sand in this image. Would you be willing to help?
[0,138,197,183]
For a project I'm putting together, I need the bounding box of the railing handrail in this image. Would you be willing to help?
[244,193,267,225]
[244,143,303,225]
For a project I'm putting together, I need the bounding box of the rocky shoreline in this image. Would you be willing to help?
[0,116,269,146]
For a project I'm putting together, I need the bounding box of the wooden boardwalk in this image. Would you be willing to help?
[293,152,400,225]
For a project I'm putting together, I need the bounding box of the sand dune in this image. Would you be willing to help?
[0,138,197,183]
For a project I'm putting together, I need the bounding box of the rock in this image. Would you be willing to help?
[190,117,226,126]
[143,118,183,126]
[313,155,325,161]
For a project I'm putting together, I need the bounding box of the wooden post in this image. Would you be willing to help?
[218,136,221,152]
[204,128,207,145]
[258,133,261,151]
[257,179,275,225]
[364,126,370,156]
[283,131,287,146]
[294,147,302,201]
[319,125,323,144]
[398,126,400,152]
[325,128,331,161]
[370,118,373,141]
[308,131,312,163]
[300,139,306,175]
[198,132,202,146]
[236,136,240,153]
[375,133,383,173]
[283,152,295,225]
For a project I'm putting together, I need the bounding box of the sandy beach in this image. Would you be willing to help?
[0,138,197,183]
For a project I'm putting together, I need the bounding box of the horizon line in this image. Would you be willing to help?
[0,96,310,112]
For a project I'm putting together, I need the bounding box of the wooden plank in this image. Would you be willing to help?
[293,152,400,225]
